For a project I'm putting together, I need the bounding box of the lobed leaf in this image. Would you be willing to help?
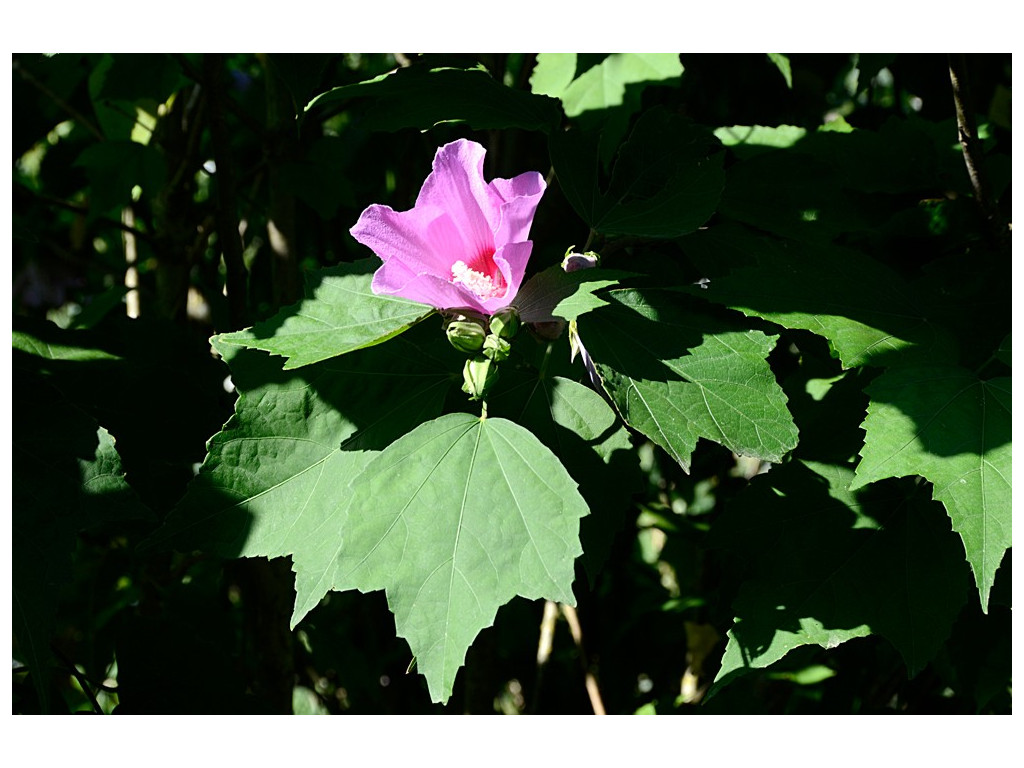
[334,413,589,703]
[850,366,1011,612]
[144,324,459,621]
[577,288,798,471]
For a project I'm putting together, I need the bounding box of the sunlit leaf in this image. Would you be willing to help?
[332,413,588,703]
[144,324,459,621]
[767,54,792,89]
[850,366,1011,612]
[214,259,434,370]
[577,288,798,470]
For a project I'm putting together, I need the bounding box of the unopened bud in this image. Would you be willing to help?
[446,319,487,354]
[462,355,499,400]
[489,307,520,340]
[483,334,511,363]
[561,246,601,273]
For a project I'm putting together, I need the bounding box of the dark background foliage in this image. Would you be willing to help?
[12,52,1011,714]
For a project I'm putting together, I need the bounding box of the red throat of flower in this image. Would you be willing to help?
[450,250,507,301]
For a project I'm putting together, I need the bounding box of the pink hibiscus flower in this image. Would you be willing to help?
[350,139,546,316]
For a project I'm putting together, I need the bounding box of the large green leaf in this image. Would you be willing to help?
[333,412,589,703]
[551,107,724,238]
[850,366,1011,612]
[306,65,561,133]
[711,461,968,695]
[144,323,459,618]
[683,235,958,369]
[214,259,434,370]
[577,288,798,471]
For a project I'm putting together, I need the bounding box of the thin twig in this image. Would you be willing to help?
[51,645,103,714]
[530,599,560,714]
[14,185,155,244]
[948,54,1003,243]
[560,604,606,715]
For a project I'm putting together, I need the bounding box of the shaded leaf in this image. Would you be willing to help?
[711,461,968,695]
[214,259,434,370]
[850,366,1011,612]
[13,345,148,712]
[512,265,631,323]
[278,137,356,219]
[552,107,724,237]
[306,66,561,133]
[73,141,166,214]
[995,333,1010,368]
[683,236,958,369]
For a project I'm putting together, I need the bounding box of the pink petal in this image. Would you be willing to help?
[489,172,546,245]
[476,241,533,314]
[351,203,451,276]
[416,140,498,264]
[350,138,545,315]
[372,264,491,314]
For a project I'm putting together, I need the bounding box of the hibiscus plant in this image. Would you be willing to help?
[13,53,1011,715]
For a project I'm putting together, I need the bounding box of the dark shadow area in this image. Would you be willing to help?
[707,461,970,696]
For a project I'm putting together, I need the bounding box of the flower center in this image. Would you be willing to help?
[451,259,506,300]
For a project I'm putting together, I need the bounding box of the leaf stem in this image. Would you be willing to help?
[560,603,606,715]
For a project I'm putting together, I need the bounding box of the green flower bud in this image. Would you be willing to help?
[489,307,520,340]
[462,355,499,400]
[446,319,487,354]
[482,333,511,363]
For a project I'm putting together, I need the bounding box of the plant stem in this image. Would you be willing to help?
[561,603,606,715]
[948,54,1004,244]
